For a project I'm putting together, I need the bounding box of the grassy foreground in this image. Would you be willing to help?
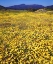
[0,10,53,64]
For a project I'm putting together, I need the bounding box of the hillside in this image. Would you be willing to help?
[46,5,53,10]
[0,4,53,10]
[0,5,6,10]
[7,4,44,10]
[0,10,53,64]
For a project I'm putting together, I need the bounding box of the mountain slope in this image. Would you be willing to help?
[46,5,53,10]
[7,4,44,10]
[0,5,6,10]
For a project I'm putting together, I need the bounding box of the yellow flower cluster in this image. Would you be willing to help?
[0,10,53,64]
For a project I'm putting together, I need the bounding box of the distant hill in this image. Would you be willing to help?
[0,5,6,10]
[7,4,44,10]
[0,4,53,11]
[46,5,53,10]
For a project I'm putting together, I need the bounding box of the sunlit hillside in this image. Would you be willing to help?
[0,10,53,64]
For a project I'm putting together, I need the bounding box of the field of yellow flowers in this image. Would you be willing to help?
[0,10,53,64]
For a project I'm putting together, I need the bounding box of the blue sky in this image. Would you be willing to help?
[0,0,53,7]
